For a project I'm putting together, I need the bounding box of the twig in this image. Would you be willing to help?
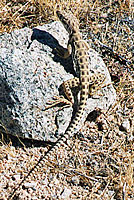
[94,39,132,67]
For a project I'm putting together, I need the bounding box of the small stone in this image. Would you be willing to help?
[41,177,48,186]
[60,187,72,199]
[71,176,80,185]
[12,174,20,181]
[120,118,130,132]
[101,13,108,18]
[108,115,114,121]
[24,182,37,189]
[108,190,115,197]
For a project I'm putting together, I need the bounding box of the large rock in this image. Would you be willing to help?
[0,21,116,142]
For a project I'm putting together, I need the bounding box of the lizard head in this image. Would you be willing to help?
[56,10,79,34]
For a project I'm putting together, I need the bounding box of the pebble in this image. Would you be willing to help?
[71,176,80,185]
[60,187,72,199]
[24,182,37,189]
[12,174,20,181]
[120,118,130,132]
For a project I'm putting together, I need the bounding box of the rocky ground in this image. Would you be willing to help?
[0,1,134,199]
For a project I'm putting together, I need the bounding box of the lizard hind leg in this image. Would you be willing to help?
[62,77,80,105]
[89,72,106,96]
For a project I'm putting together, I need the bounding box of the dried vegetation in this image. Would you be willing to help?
[0,0,134,199]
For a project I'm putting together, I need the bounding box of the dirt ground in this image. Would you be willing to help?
[0,1,134,199]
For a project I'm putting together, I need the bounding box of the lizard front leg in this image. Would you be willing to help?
[56,35,72,59]
[45,77,80,109]
[56,44,72,58]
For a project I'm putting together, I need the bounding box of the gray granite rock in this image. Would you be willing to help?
[0,21,116,142]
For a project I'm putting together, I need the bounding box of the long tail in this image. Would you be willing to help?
[8,85,88,200]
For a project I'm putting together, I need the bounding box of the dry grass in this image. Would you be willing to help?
[0,0,134,199]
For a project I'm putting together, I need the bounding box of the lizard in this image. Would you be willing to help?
[8,10,105,199]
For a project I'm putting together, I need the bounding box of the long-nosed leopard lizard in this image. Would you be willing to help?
[8,10,106,199]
